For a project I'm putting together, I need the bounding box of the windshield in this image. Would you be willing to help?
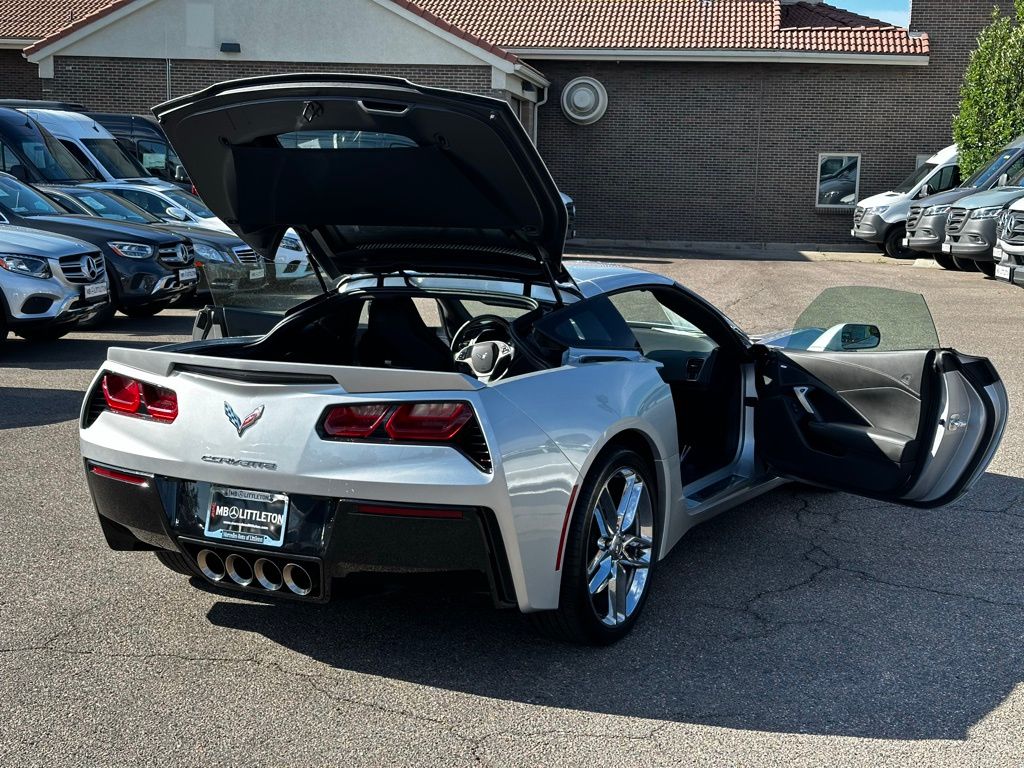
[64,188,156,223]
[962,150,1020,188]
[0,175,63,216]
[81,138,148,179]
[10,123,96,182]
[892,162,938,194]
[164,189,215,218]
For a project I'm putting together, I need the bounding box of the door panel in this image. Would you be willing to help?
[756,347,1006,507]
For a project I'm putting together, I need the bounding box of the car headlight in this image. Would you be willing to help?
[924,205,951,216]
[108,241,154,259]
[0,253,51,279]
[865,206,890,216]
[281,234,303,252]
[193,243,229,263]
[972,206,1004,219]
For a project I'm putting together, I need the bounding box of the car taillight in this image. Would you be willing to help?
[100,373,177,423]
[385,402,471,441]
[321,403,389,438]
[102,373,140,413]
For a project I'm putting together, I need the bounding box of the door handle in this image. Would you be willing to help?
[793,386,818,417]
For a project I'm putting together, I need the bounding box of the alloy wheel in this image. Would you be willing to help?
[585,466,654,626]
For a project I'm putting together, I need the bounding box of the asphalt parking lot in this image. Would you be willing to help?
[2,255,1024,766]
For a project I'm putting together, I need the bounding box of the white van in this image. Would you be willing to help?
[19,109,152,183]
[851,144,961,258]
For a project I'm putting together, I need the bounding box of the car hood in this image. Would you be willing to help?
[0,224,96,258]
[858,190,904,208]
[154,74,568,281]
[28,214,185,244]
[914,187,978,208]
[156,222,244,247]
[955,186,1024,209]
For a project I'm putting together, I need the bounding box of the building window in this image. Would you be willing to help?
[816,153,861,209]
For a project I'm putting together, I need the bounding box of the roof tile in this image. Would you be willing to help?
[0,0,112,40]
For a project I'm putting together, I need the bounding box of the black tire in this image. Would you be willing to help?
[120,304,165,319]
[933,250,959,270]
[953,254,980,272]
[884,225,915,259]
[529,447,658,645]
[154,549,194,576]
[977,260,997,278]
[17,327,70,343]
[0,313,8,347]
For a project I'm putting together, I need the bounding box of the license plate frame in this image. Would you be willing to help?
[204,487,289,548]
[178,267,198,282]
[995,264,1012,281]
[249,267,265,280]
[941,242,952,253]
[82,282,107,301]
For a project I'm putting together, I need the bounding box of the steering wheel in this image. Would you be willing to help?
[451,315,516,383]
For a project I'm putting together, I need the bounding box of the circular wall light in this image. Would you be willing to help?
[560,77,608,125]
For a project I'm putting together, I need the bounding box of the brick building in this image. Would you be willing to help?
[4,0,1016,245]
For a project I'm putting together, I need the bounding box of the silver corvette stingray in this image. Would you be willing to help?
[80,76,1007,644]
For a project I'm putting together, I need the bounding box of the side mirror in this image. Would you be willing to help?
[165,206,189,222]
[174,164,188,182]
[840,324,882,351]
[998,173,1010,188]
[919,183,932,198]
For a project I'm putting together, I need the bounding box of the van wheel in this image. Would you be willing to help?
[953,255,979,272]
[933,250,958,270]
[0,314,7,347]
[529,448,657,645]
[884,226,915,259]
[977,261,997,278]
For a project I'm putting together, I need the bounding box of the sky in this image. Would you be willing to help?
[839,0,911,27]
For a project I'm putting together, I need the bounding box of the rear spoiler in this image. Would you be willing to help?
[106,347,484,393]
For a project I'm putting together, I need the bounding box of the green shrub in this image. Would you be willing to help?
[952,1,1024,177]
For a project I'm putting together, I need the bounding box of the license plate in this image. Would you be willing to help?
[902,238,910,247]
[993,246,1005,260]
[249,267,265,280]
[850,229,857,237]
[942,242,952,252]
[996,264,1012,281]
[204,487,289,548]
[178,267,198,282]
[82,282,107,300]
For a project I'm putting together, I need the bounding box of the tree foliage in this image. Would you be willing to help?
[952,1,1024,177]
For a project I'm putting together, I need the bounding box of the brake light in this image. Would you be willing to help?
[321,403,389,438]
[385,402,471,441]
[102,373,140,413]
[141,383,178,422]
[100,373,177,423]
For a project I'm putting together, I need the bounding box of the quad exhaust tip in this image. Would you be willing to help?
[283,563,313,596]
[254,558,283,591]
[197,549,225,581]
[225,553,254,587]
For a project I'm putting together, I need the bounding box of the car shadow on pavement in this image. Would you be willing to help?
[0,386,84,428]
[205,471,1024,741]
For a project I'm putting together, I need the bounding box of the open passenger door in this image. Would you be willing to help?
[754,288,1007,508]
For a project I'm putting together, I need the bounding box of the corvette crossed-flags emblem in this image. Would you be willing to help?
[224,402,265,437]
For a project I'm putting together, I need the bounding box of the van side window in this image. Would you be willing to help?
[932,165,961,193]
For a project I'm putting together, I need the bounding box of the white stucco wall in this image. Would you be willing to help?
[47,0,490,66]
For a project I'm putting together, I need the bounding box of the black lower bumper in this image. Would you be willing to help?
[85,461,515,606]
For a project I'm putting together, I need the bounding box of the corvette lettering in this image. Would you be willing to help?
[200,455,277,471]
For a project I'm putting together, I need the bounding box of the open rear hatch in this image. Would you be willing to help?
[154,73,569,285]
